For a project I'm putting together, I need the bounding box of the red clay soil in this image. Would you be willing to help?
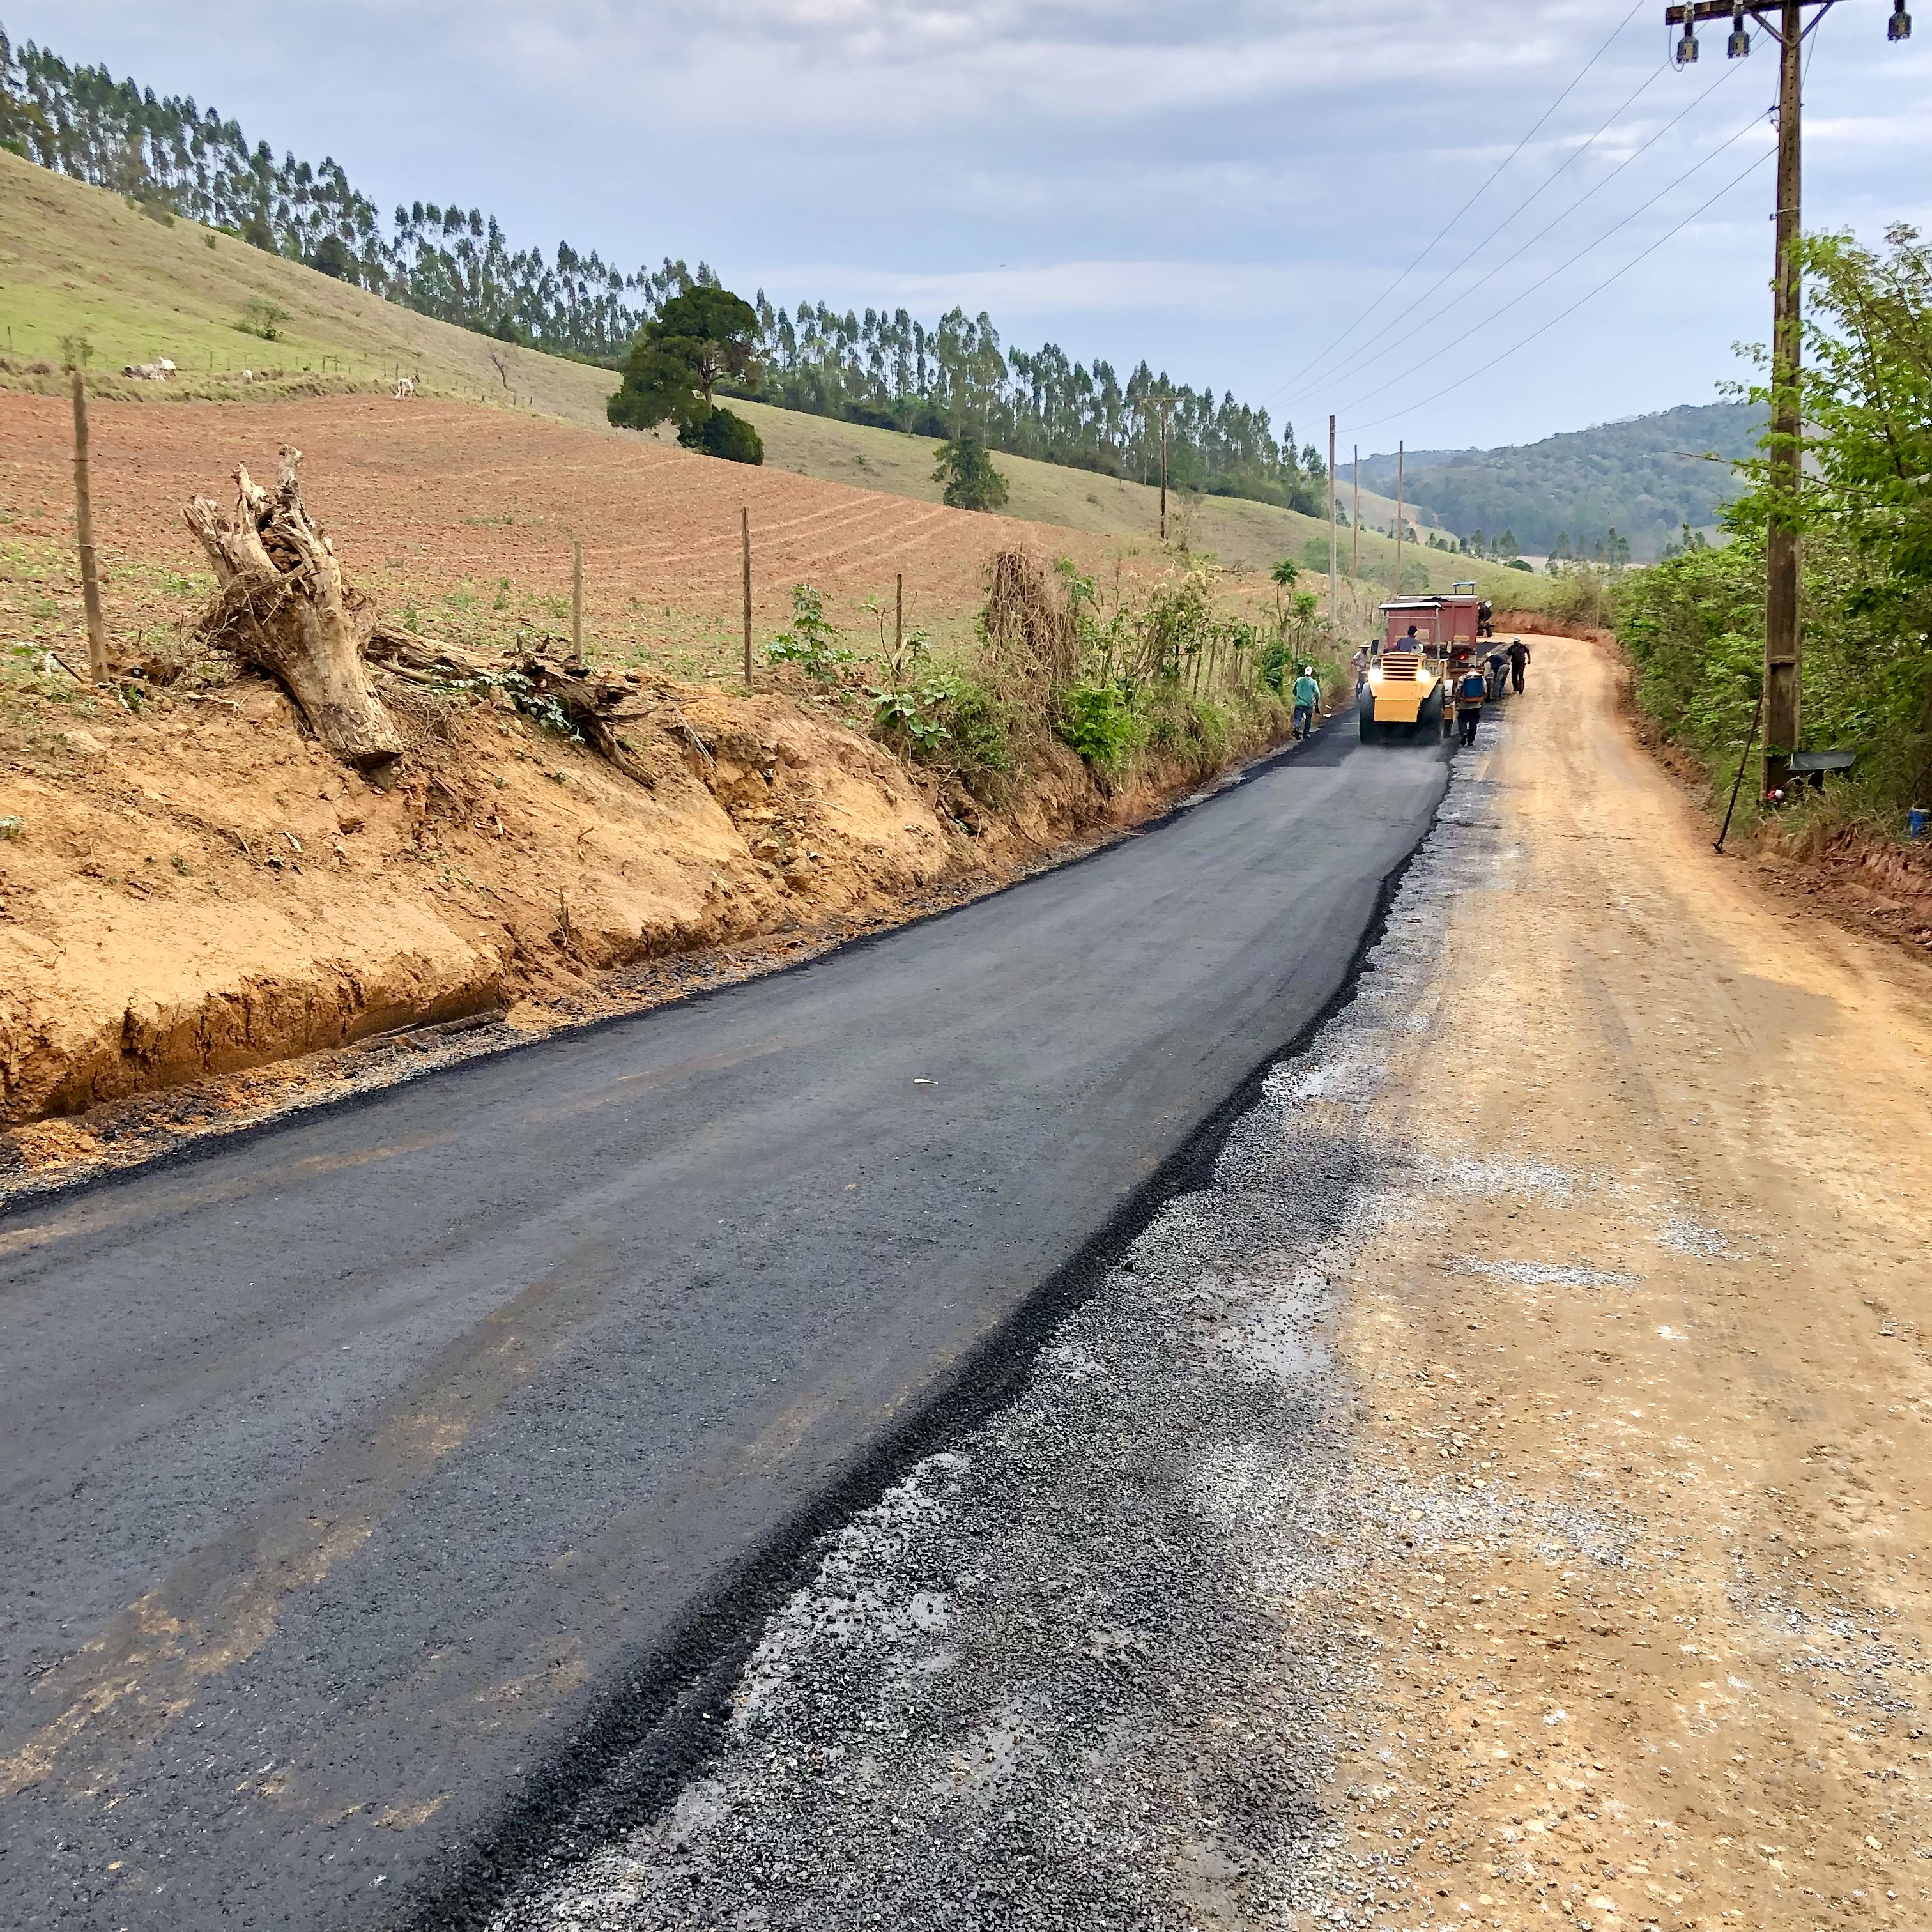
[0,391,1119,659]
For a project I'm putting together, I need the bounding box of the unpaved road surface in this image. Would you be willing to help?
[490,639,1932,1932]
[0,717,1447,1930]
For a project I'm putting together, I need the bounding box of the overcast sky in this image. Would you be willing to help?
[17,1,1929,452]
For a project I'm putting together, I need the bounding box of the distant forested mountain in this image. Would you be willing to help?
[1347,402,1765,560]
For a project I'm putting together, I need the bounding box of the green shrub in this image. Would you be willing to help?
[236,298,288,341]
[767,584,853,680]
[1057,682,1140,768]
[680,405,764,465]
[933,434,1009,512]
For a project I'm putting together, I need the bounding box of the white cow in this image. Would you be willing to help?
[395,376,416,399]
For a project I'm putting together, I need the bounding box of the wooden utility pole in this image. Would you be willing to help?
[1393,441,1406,601]
[1763,2,1805,789]
[894,572,904,661]
[1158,401,1171,542]
[1664,0,1909,791]
[70,370,109,682]
[741,508,753,686]
[1327,414,1338,627]
[1351,443,1361,588]
[571,538,584,661]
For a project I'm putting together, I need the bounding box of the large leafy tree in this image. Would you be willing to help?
[1617,223,1932,805]
[609,286,765,462]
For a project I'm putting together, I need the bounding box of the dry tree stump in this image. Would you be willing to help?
[183,447,403,770]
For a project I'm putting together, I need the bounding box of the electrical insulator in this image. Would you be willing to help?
[1728,7,1751,56]
[1676,20,1700,63]
[1889,0,1912,39]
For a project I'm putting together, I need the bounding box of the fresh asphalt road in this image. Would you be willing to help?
[0,720,1448,1931]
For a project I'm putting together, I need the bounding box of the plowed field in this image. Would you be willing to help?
[0,392,1132,675]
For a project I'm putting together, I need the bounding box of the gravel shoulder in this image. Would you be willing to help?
[493,637,1932,1932]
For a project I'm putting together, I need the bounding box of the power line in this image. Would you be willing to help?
[1279,55,1679,410]
[1336,102,1772,419]
[1348,143,1775,433]
[1259,0,1652,408]
[1291,56,1738,407]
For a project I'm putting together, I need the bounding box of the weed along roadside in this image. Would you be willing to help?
[0,425,1353,1176]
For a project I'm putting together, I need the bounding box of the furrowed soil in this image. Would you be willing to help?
[0,389,1126,665]
[0,388,1296,1154]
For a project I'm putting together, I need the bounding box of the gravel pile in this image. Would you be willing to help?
[493,781,1504,1932]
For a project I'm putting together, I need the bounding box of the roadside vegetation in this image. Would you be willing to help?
[760,546,1350,815]
[1613,224,1931,841]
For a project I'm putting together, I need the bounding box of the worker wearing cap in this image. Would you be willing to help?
[1292,666,1322,741]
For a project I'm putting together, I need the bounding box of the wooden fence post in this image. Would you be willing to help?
[70,370,109,682]
[742,508,753,687]
[572,537,584,661]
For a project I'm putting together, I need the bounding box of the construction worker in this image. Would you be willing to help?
[1485,643,1509,699]
[1506,637,1532,693]
[1351,643,1370,697]
[1292,665,1322,741]
[1455,661,1487,746]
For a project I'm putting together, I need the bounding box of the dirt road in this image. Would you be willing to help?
[495,636,1932,1932]
[1324,636,1932,1931]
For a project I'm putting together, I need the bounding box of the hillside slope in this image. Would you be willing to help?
[0,149,1519,603]
[1351,401,1763,559]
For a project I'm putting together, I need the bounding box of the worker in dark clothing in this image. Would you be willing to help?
[1485,645,1509,698]
[1506,638,1532,693]
[1477,598,1494,638]
[1455,664,1487,746]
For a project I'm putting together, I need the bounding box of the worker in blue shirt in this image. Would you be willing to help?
[1292,666,1322,740]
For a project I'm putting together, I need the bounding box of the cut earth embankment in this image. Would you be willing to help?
[0,389,1303,1151]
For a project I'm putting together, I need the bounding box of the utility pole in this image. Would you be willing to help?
[1393,442,1406,601]
[1327,413,1338,628]
[1351,443,1360,587]
[571,537,585,662]
[1664,0,1910,792]
[1158,399,1172,542]
[70,371,109,682]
